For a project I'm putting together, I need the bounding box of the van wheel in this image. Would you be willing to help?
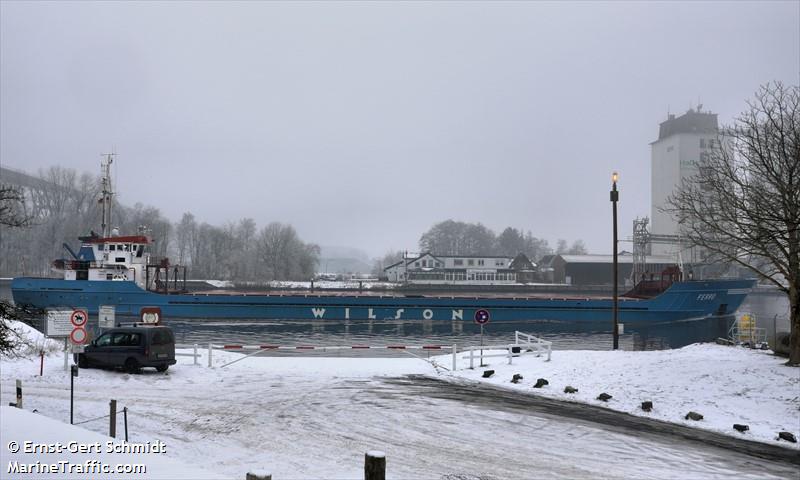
[124,358,140,374]
[77,355,89,368]
[156,365,169,373]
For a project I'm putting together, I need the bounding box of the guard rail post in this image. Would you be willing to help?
[208,343,213,367]
[193,344,198,366]
[365,451,386,480]
[109,399,117,438]
[15,380,22,408]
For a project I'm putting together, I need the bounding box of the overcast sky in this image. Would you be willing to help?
[1,1,798,258]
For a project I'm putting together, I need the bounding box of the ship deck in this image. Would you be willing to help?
[193,289,641,302]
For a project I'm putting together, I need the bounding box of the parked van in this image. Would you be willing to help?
[74,326,176,373]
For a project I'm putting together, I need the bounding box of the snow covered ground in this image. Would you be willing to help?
[443,344,800,450]
[1,320,798,479]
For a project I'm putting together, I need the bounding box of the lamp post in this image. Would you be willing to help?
[610,171,619,350]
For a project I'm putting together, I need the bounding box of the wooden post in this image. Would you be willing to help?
[109,399,117,438]
[245,471,272,480]
[15,380,22,409]
[123,407,129,442]
[40,351,45,376]
[365,451,386,480]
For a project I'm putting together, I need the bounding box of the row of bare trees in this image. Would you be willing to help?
[0,168,319,282]
[418,220,585,259]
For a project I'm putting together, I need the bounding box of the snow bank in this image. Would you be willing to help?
[437,343,800,449]
[1,319,62,357]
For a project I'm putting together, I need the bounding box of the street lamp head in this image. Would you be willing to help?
[612,171,619,184]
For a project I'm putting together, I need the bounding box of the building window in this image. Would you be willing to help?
[454,259,463,266]
[478,259,484,266]
[495,260,504,266]
[708,139,715,149]
[467,259,474,266]
[414,262,419,267]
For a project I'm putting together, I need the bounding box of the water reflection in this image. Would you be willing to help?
[167,315,734,352]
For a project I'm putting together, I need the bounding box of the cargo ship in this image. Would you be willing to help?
[10,157,755,325]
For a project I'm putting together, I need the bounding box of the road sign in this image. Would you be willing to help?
[69,327,88,345]
[140,307,161,324]
[99,305,116,329]
[45,309,73,337]
[474,309,490,325]
[70,309,88,328]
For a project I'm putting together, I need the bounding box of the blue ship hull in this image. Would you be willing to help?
[11,277,755,326]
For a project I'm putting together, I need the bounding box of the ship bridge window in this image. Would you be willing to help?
[136,245,144,257]
[110,245,116,251]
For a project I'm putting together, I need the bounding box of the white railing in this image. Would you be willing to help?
[461,331,552,368]
[176,331,552,371]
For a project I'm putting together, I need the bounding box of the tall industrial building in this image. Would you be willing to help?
[650,108,720,258]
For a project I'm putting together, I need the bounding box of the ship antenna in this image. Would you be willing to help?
[100,153,115,238]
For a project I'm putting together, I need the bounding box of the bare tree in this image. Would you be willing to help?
[0,184,37,356]
[0,185,30,228]
[666,82,800,365]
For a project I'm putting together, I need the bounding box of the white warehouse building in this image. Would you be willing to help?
[650,108,724,260]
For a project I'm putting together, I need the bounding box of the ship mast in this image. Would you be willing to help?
[100,153,115,238]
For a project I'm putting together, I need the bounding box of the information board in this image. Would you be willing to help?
[45,309,73,337]
[99,305,116,329]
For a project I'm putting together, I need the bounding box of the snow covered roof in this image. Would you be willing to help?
[559,254,676,264]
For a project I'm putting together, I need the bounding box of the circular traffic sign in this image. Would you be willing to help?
[70,309,88,327]
[70,327,87,344]
[140,307,161,324]
[474,309,490,325]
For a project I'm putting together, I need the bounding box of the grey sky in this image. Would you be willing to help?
[2,1,798,258]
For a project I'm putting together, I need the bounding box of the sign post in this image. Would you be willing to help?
[474,309,490,367]
[45,309,73,371]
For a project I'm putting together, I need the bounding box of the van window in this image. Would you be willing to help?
[152,329,174,345]
[112,332,142,346]
[96,333,112,347]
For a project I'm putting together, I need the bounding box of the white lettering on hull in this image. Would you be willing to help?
[309,307,466,320]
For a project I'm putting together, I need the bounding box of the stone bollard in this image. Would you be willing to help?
[511,374,523,384]
[641,401,653,412]
[245,470,272,480]
[533,378,549,388]
[733,424,749,433]
[564,386,578,394]
[685,411,704,421]
[365,451,386,480]
[597,393,612,402]
[482,370,495,378]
